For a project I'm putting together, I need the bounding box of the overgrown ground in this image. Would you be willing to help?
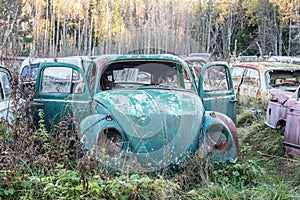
[1,95,300,199]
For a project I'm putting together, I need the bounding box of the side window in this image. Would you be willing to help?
[72,70,85,94]
[244,68,259,86]
[41,67,84,94]
[231,66,245,83]
[0,72,11,99]
[203,66,229,91]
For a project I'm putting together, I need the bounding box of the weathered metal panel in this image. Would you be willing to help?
[266,89,297,129]
[94,89,204,153]
[198,112,238,162]
[284,106,300,156]
[266,101,287,129]
[269,89,295,104]
[80,88,206,171]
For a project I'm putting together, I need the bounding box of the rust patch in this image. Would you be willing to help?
[214,112,239,154]
[213,139,229,151]
[256,89,262,102]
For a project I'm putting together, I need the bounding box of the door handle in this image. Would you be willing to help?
[33,101,44,106]
[230,99,238,103]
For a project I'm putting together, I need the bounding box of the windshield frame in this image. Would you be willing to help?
[99,60,196,92]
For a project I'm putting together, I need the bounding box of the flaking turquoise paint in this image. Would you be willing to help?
[80,89,204,169]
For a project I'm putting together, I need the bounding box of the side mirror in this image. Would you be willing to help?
[298,88,300,100]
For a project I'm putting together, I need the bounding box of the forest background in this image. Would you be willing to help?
[0,0,300,60]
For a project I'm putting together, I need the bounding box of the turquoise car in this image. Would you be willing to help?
[34,54,238,172]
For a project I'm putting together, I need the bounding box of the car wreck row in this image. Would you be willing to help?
[3,53,300,171]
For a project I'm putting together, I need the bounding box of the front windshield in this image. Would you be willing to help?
[266,70,300,88]
[100,61,193,91]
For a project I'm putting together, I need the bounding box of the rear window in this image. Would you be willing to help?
[266,70,300,88]
[100,61,193,91]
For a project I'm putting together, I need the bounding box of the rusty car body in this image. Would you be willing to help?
[231,62,300,106]
[265,86,300,156]
[33,54,238,172]
[0,56,26,69]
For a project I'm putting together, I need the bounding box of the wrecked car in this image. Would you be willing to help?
[184,55,208,83]
[265,86,300,156]
[33,54,238,172]
[0,56,26,69]
[231,62,300,107]
[20,56,92,86]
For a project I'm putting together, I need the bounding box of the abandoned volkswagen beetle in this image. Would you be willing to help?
[34,54,238,172]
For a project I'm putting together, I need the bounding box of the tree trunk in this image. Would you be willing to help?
[43,0,49,57]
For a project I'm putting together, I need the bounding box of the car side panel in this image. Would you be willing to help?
[265,101,287,129]
[284,106,300,156]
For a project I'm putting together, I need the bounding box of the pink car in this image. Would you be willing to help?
[266,86,300,156]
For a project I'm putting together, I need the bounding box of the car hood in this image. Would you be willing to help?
[94,88,204,167]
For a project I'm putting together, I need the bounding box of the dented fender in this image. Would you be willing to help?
[80,114,126,150]
[199,111,239,162]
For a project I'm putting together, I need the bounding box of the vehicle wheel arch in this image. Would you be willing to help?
[276,119,286,132]
[80,114,127,152]
[199,111,239,163]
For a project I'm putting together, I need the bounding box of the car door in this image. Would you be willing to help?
[231,66,246,96]
[237,68,260,103]
[34,62,91,130]
[198,62,237,122]
[0,67,13,122]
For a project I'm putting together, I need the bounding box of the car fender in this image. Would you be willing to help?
[199,111,239,162]
[80,114,126,150]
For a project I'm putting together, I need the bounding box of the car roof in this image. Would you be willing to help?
[185,56,208,63]
[0,56,26,68]
[93,54,186,64]
[20,56,92,72]
[188,53,211,60]
[232,61,300,71]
